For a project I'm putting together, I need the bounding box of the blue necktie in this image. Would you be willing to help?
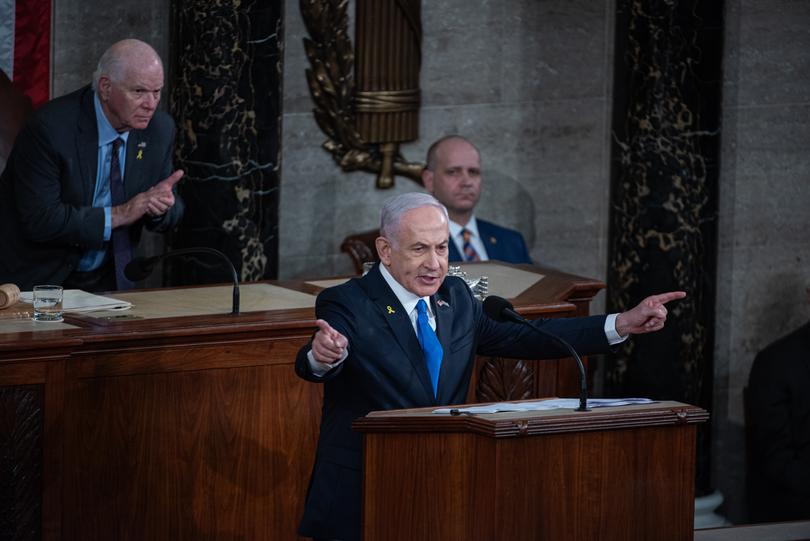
[110,138,134,290]
[416,299,443,397]
[462,228,480,262]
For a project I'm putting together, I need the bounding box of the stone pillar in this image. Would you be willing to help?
[606,0,723,496]
[169,0,284,283]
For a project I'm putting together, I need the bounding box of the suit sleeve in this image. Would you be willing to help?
[474,296,610,359]
[748,353,810,495]
[12,116,106,248]
[295,286,357,382]
[144,116,184,232]
[516,234,532,264]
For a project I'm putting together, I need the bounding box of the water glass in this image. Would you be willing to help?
[33,285,64,322]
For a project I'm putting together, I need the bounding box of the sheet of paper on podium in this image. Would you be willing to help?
[432,397,655,414]
[20,289,132,313]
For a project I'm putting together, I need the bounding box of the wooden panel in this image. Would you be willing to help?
[362,420,699,541]
[363,432,497,541]
[0,384,43,541]
[494,426,696,541]
[64,351,320,541]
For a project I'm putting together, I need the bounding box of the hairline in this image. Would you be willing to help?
[425,134,481,171]
[91,40,163,92]
[380,193,449,246]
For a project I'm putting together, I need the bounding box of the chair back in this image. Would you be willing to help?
[340,229,380,274]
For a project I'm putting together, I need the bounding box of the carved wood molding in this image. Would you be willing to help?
[475,357,535,403]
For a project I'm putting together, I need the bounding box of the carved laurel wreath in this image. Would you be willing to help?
[299,0,424,187]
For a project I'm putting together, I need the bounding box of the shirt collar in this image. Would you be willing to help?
[378,263,434,317]
[94,92,129,148]
[449,215,480,240]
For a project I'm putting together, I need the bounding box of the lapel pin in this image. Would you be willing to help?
[490,236,497,244]
[136,149,144,160]
[386,305,396,314]
[437,300,449,308]
[137,141,147,148]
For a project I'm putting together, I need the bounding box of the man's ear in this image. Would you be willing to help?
[376,236,391,266]
[421,168,434,192]
[97,76,112,101]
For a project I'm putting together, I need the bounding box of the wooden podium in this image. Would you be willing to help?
[354,400,708,541]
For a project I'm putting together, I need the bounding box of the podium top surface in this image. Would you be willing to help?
[354,400,708,438]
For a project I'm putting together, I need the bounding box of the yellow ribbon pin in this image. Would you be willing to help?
[386,305,396,314]
[136,149,144,160]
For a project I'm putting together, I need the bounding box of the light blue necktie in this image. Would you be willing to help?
[416,299,443,397]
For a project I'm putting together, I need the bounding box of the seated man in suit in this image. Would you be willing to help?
[747,289,810,522]
[295,192,685,541]
[0,39,184,292]
[422,135,532,264]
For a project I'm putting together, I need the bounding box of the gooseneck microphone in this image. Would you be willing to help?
[124,247,240,315]
[482,295,589,412]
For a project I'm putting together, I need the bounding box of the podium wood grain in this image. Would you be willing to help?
[356,402,707,541]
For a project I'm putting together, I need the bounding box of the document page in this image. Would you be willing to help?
[433,397,655,414]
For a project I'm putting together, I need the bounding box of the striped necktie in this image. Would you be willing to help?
[110,138,134,290]
[461,228,480,262]
[416,299,443,397]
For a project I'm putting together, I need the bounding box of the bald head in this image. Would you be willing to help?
[92,39,162,91]
[93,39,164,132]
[421,135,483,225]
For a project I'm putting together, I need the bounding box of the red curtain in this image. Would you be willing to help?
[12,0,51,108]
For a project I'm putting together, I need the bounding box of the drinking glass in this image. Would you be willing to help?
[33,285,64,322]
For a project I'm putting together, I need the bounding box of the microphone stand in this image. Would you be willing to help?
[126,247,240,315]
[512,320,590,412]
[483,295,589,411]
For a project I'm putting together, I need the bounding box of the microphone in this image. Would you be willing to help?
[124,247,240,315]
[482,295,589,412]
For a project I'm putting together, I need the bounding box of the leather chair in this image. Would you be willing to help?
[340,229,380,274]
[0,69,33,175]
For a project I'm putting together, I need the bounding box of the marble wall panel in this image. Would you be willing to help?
[282,0,614,287]
[736,0,810,107]
[52,1,169,96]
[714,0,810,524]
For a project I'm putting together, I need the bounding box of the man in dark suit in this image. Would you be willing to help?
[422,135,532,264]
[747,305,810,522]
[0,39,183,292]
[295,192,685,541]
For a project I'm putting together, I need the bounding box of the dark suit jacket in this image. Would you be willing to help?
[448,218,532,264]
[747,321,810,522]
[0,85,183,290]
[295,264,610,540]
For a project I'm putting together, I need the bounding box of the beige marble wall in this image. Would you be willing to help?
[714,0,810,523]
[280,0,615,297]
[51,1,169,97]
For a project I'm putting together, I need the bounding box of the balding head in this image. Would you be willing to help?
[421,135,482,225]
[92,39,162,91]
[93,39,164,132]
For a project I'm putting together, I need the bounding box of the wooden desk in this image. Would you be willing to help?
[355,400,708,541]
[0,264,603,540]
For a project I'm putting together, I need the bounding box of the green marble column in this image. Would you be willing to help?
[169,0,283,283]
[606,0,723,493]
